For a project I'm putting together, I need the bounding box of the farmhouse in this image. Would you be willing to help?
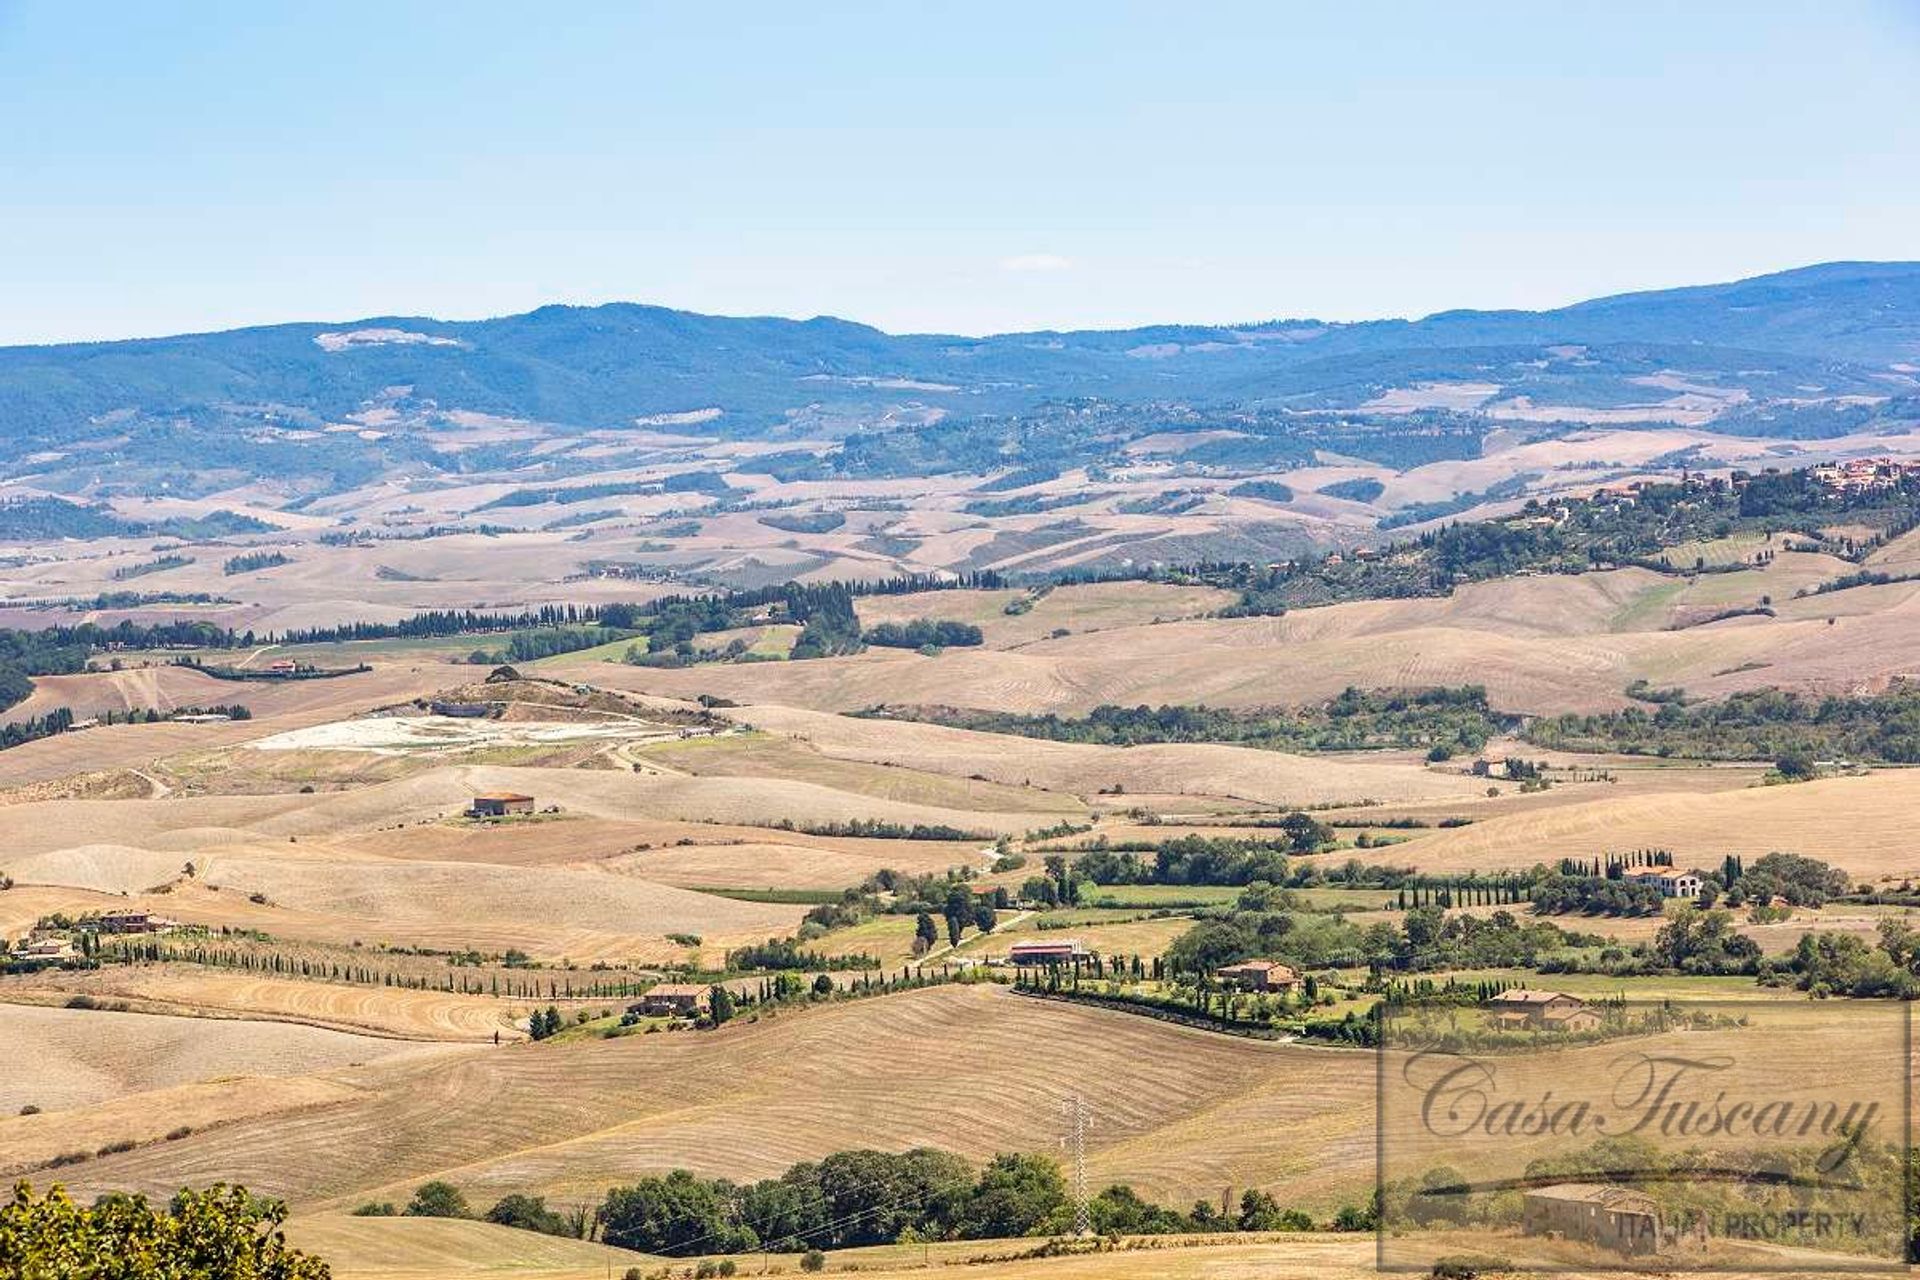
[95,909,175,935]
[1486,989,1601,1031]
[1628,868,1702,898]
[637,983,709,1017]
[10,936,75,961]
[1522,1184,1662,1256]
[469,792,536,818]
[1215,959,1299,992]
[1006,939,1090,966]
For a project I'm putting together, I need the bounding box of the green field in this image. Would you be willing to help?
[1082,884,1240,908]
[701,886,845,905]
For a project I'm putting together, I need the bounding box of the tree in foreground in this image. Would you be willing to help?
[0,1181,330,1279]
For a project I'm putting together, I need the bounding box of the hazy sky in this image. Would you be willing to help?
[3,1,1918,344]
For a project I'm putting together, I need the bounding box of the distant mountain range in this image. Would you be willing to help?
[3,261,1917,497]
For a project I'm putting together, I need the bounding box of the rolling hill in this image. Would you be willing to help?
[3,262,1917,498]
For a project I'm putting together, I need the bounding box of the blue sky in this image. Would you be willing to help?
[2,1,1918,343]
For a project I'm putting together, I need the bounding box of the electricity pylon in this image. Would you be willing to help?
[1063,1094,1093,1237]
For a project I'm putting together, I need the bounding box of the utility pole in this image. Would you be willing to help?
[1063,1094,1092,1237]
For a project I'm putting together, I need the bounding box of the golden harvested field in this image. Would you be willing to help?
[339,816,980,884]
[49,985,1375,1216]
[1866,522,1920,571]
[0,666,461,790]
[16,546,1920,1280]
[6,845,803,963]
[1,1075,386,1181]
[2,662,448,733]
[854,581,1238,649]
[285,1216,653,1279]
[629,730,1087,815]
[0,1001,426,1115]
[0,763,1056,864]
[1,966,522,1041]
[1384,766,1920,880]
[294,1223,1386,1280]
[560,567,1920,716]
[602,837,982,890]
[726,705,1479,808]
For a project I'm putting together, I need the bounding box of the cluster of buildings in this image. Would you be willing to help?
[634,983,709,1016]
[1809,456,1920,494]
[1002,940,1303,994]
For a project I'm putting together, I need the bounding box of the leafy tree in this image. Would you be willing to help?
[404,1181,470,1219]
[812,1148,972,1247]
[485,1194,569,1237]
[0,1182,330,1279]
[598,1171,757,1255]
[1795,930,1914,997]
[1774,751,1818,781]
[960,1153,1067,1239]
[1727,851,1849,908]
[811,973,834,998]
[943,884,974,948]
[1065,1184,1187,1236]
[914,911,939,953]
[1650,906,1761,974]
[709,985,736,1026]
